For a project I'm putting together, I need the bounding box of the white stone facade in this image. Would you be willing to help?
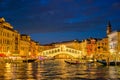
[108,31,120,54]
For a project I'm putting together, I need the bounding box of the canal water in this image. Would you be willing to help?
[0,59,120,80]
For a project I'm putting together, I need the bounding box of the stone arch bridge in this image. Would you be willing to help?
[41,45,83,58]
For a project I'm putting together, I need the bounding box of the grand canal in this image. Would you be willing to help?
[0,59,120,80]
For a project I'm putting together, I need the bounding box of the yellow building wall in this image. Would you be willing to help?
[0,18,20,56]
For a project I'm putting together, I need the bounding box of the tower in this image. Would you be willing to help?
[106,21,112,35]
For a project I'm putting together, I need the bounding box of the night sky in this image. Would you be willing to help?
[0,0,120,44]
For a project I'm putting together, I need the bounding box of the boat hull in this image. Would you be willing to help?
[64,60,89,65]
[23,59,36,63]
[97,60,120,66]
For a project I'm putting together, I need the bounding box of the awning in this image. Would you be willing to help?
[0,53,7,57]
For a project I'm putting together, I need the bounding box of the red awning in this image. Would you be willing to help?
[0,53,7,57]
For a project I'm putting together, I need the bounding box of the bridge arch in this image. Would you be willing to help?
[53,52,75,59]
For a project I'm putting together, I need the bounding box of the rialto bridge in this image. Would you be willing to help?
[41,45,83,59]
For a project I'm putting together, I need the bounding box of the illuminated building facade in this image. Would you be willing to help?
[19,34,31,57]
[80,40,87,56]
[30,40,40,58]
[108,31,120,55]
[81,38,97,57]
[0,17,20,56]
[96,37,109,58]
[0,17,41,57]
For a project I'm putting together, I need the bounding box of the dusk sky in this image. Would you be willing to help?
[0,0,120,44]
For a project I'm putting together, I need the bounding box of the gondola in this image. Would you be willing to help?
[23,59,36,63]
[64,60,88,65]
[97,60,120,66]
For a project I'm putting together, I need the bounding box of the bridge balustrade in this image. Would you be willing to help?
[43,47,81,55]
[41,45,82,58]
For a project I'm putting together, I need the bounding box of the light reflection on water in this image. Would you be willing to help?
[0,59,120,80]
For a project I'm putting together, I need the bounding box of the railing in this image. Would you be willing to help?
[42,45,82,57]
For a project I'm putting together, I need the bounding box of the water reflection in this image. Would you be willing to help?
[0,59,120,80]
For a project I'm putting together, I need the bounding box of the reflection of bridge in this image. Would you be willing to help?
[41,45,82,58]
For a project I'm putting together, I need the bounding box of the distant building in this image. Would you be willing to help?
[96,37,109,58]
[106,21,112,35]
[30,40,40,58]
[19,34,31,57]
[81,38,98,58]
[53,40,80,50]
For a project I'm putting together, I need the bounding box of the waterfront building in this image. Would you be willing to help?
[0,17,20,56]
[80,38,97,58]
[80,40,87,57]
[0,17,41,57]
[39,45,55,51]
[30,40,40,58]
[19,34,31,57]
[108,31,120,55]
[96,37,109,59]
[35,42,40,57]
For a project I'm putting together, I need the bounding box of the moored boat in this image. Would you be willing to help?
[64,59,92,65]
[64,60,81,64]
[23,59,36,63]
[97,60,120,66]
